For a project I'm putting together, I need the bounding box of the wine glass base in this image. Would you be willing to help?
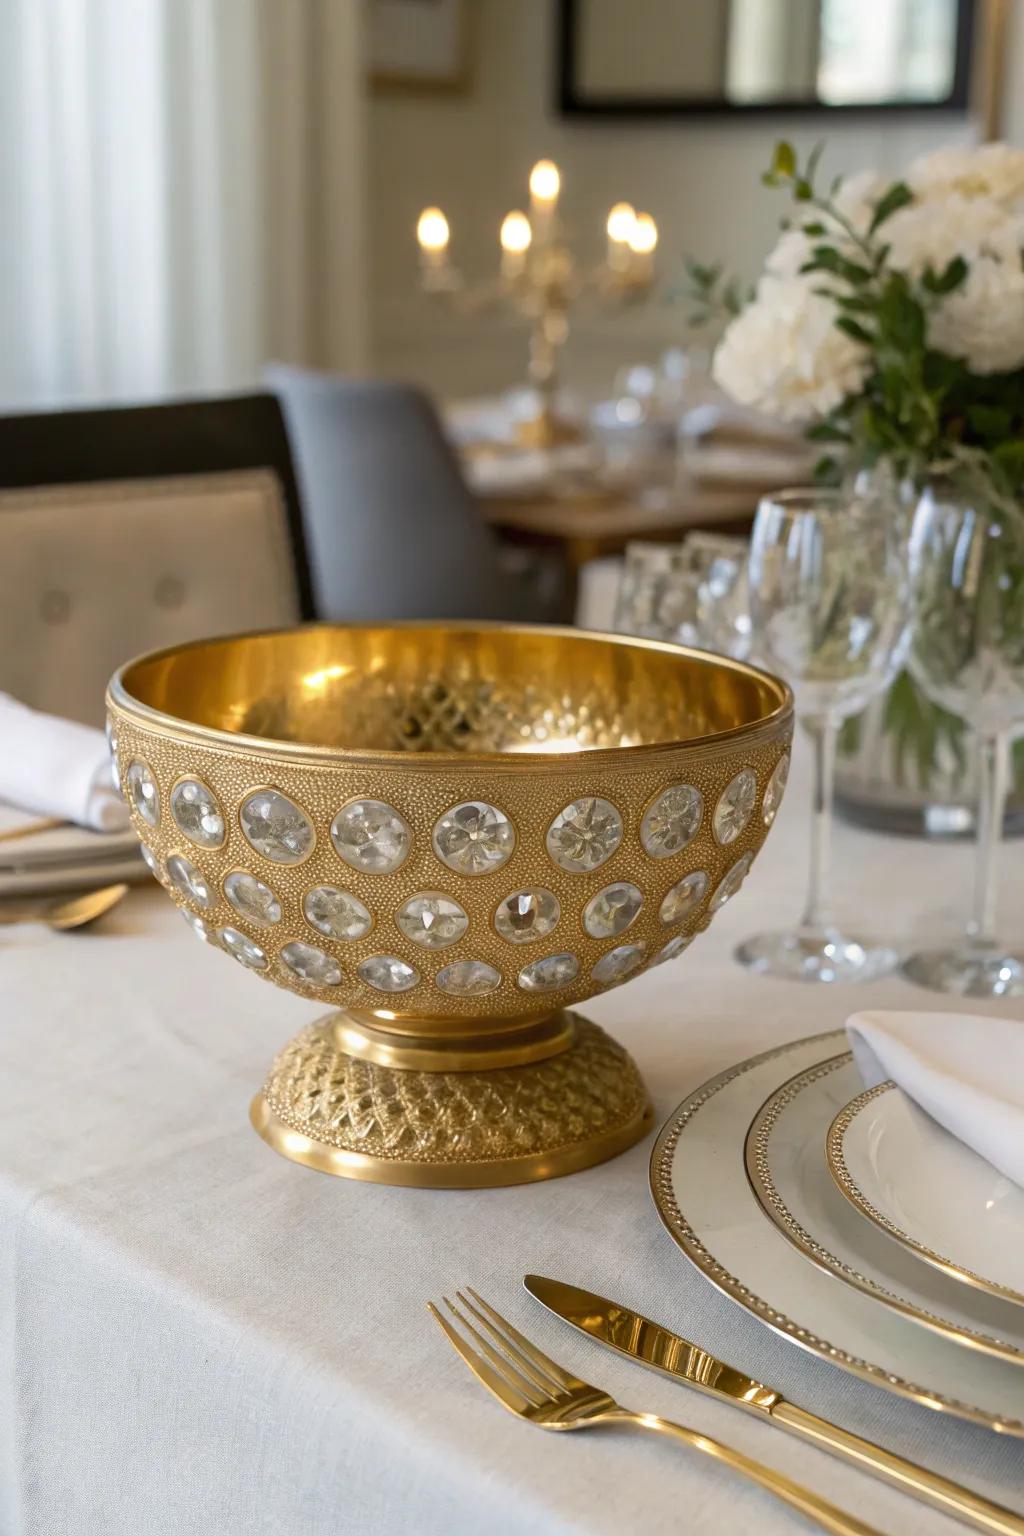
[735,929,899,984]
[902,946,1024,999]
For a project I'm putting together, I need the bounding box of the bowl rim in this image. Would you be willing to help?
[107,620,794,771]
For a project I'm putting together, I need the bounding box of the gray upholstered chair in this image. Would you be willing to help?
[265,365,566,623]
[0,395,312,727]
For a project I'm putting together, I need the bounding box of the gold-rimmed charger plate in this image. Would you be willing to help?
[744,1053,1024,1369]
[650,1031,1024,1436]
[827,1081,1024,1311]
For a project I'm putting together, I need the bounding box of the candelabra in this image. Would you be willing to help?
[416,160,658,445]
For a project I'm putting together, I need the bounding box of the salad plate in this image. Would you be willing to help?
[827,1082,1024,1310]
[744,1053,1024,1368]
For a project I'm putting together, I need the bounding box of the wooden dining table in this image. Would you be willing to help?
[476,478,760,574]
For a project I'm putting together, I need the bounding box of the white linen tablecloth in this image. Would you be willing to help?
[2,745,1023,1536]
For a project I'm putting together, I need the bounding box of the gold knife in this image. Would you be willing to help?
[524,1275,1024,1536]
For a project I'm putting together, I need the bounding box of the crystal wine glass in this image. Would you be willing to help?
[613,534,751,659]
[902,487,1024,997]
[737,487,909,982]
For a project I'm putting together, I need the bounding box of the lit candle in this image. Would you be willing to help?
[606,201,637,271]
[416,206,450,276]
[500,210,532,279]
[528,159,560,243]
[627,212,658,279]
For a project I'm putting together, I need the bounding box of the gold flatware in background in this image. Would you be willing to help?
[524,1275,1024,1536]
[0,883,129,931]
[429,1288,882,1536]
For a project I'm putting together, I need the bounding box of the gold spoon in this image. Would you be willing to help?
[0,883,129,930]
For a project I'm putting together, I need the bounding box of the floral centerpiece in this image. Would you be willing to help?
[687,140,1024,813]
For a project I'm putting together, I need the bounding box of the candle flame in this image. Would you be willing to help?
[528,159,560,203]
[416,207,450,252]
[500,211,532,254]
[628,212,658,255]
[606,202,637,243]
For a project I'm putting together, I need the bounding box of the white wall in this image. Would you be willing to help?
[367,0,993,399]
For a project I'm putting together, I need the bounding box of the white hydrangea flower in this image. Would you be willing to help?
[929,255,1024,374]
[908,142,1024,209]
[832,169,887,230]
[765,170,885,280]
[712,276,871,423]
[765,228,814,279]
[884,193,1010,276]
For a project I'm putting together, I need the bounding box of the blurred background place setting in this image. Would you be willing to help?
[3,2,1024,1534]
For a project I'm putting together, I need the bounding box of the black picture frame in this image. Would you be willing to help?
[556,0,975,118]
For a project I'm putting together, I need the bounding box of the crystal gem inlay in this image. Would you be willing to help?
[517,952,580,992]
[126,760,160,827]
[545,797,623,873]
[713,769,757,845]
[396,892,468,949]
[763,754,790,827]
[181,910,210,942]
[219,926,268,969]
[655,933,693,965]
[358,955,420,993]
[240,790,315,864]
[435,959,501,996]
[170,779,225,848]
[659,870,708,925]
[583,882,643,939]
[432,802,515,876]
[494,888,560,944]
[331,799,411,874]
[304,886,372,941]
[106,717,120,790]
[166,853,212,908]
[640,784,703,858]
[710,852,752,911]
[224,871,282,926]
[591,942,646,986]
[139,843,161,879]
[281,941,342,987]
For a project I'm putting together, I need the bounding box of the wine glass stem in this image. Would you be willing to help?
[799,716,837,936]
[968,730,1009,948]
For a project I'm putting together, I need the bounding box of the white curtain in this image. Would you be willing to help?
[0,0,365,408]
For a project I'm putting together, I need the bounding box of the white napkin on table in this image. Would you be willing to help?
[847,1009,1024,1189]
[0,692,130,832]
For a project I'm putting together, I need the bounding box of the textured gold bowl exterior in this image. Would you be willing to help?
[107,623,792,1186]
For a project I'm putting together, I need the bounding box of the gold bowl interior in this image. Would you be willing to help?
[118,624,787,756]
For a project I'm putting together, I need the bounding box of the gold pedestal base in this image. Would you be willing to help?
[250,1010,651,1188]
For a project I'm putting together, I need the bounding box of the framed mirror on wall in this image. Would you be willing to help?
[557,0,976,116]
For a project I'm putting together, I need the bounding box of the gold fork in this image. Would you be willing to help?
[430,1289,883,1536]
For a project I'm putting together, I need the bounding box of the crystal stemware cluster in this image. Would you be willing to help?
[117,752,787,1006]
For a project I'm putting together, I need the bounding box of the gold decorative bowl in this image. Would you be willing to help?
[107,624,792,1188]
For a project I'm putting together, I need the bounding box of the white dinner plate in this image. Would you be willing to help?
[744,1053,1024,1368]
[827,1082,1024,1310]
[650,1031,1024,1435]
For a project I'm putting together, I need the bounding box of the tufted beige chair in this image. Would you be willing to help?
[0,395,313,728]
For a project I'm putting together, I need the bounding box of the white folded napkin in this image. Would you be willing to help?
[847,1009,1024,1189]
[0,692,130,832]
